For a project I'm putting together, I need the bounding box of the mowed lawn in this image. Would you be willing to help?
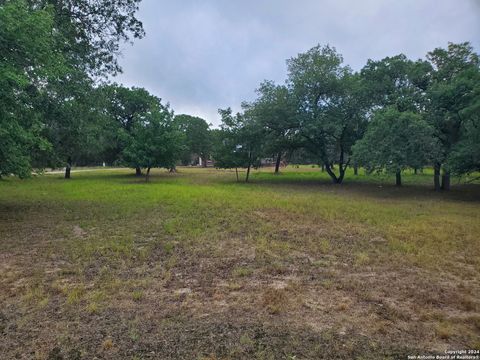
[1,167,479,359]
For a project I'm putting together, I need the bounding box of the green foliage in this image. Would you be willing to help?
[447,82,480,175]
[287,45,367,183]
[353,108,440,181]
[0,0,144,178]
[102,85,161,133]
[448,119,480,175]
[39,79,111,170]
[211,128,243,171]
[0,0,63,177]
[246,81,298,161]
[426,42,480,171]
[174,114,212,165]
[360,54,431,112]
[31,0,144,77]
[213,108,264,181]
[122,103,184,177]
[99,84,167,166]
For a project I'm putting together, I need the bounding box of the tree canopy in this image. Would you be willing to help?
[287,45,367,183]
[214,108,264,182]
[0,0,144,178]
[245,81,298,173]
[0,0,63,177]
[353,108,440,185]
[174,114,212,166]
[122,104,183,180]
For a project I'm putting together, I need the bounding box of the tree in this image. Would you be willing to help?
[287,45,367,183]
[101,84,164,176]
[446,77,480,175]
[426,42,480,190]
[38,78,112,178]
[360,53,433,181]
[1,0,144,179]
[29,0,144,78]
[447,118,480,177]
[211,128,244,182]
[174,114,212,166]
[360,54,431,113]
[0,0,63,178]
[353,108,440,186]
[29,0,144,178]
[122,104,183,181]
[247,81,298,174]
[213,108,264,182]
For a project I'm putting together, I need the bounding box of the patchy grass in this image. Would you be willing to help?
[0,166,479,359]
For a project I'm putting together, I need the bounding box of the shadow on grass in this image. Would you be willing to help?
[40,167,480,203]
[49,170,183,183]
[242,172,480,203]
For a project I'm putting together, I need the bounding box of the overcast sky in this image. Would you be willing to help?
[114,0,480,126]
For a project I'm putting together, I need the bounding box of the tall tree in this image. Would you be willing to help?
[247,81,298,174]
[353,108,440,186]
[174,114,212,167]
[39,77,112,178]
[122,103,183,181]
[30,0,144,77]
[360,53,434,182]
[214,108,264,182]
[211,128,244,182]
[445,69,480,176]
[101,84,163,175]
[360,54,431,113]
[30,0,144,177]
[0,0,64,178]
[287,45,367,183]
[426,42,480,190]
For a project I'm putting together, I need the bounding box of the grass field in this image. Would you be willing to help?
[1,166,479,359]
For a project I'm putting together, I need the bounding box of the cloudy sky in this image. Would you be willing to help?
[114,0,480,126]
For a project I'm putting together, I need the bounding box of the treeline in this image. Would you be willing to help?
[1,0,147,178]
[1,0,479,190]
[1,0,216,181]
[214,43,480,190]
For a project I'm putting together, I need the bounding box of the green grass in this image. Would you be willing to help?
[0,166,479,359]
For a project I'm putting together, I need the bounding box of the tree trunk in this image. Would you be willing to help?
[274,152,282,174]
[235,167,239,182]
[324,162,339,184]
[135,167,142,176]
[434,163,441,191]
[169,166,176,173]
[338,165,346,184]
[321,164,325,172]
[145,167,151,182]
[414,168,418,175]
[441,170,450,191]
[395,170,402,186]
[328,147,347,184]
[353,163,358,176]
[202,156,207,168]
[65,157,72,179]
[245,163,251,183]
[245,151,253,183]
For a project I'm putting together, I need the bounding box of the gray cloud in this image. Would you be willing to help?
[114,0,480,125]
